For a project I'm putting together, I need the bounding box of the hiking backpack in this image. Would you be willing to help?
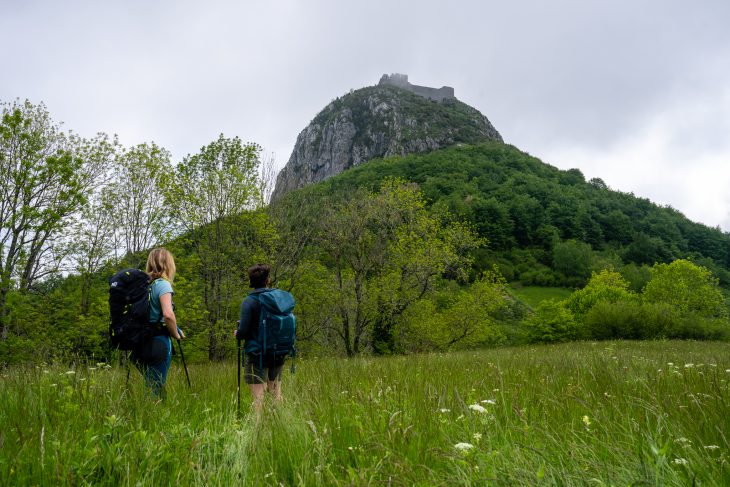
[245,289,297,363]
[108,268,154,351]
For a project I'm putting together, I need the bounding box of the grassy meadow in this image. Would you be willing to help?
[2,341,730,486]
[509,285,574,310]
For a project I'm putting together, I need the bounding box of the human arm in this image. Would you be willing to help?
[159,292,182,340]
[235,298,254,340]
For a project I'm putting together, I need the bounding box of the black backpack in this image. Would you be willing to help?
[109,268,154,351]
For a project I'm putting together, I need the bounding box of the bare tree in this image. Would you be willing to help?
[258,151,278,206]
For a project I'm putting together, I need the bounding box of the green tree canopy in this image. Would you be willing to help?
[643,259,727,318]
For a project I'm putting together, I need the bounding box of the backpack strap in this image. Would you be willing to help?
[247,292,267,369]
[149,278,169,331]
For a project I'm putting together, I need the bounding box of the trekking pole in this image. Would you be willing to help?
[177,339,191,389]
[236,339,242,418]
[125,351,131,388]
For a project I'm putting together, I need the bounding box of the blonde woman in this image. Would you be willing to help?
[131,247,184,396]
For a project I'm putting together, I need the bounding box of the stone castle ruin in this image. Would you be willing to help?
[378,73,455,102]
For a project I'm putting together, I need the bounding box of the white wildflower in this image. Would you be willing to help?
[439,408,451,413]
[673,458,689,466]
[704,445,720,450]
[667,362,674,366]
[64,370,75,375]
[454,442,474,451]
[582,415,591,427]
[469,404,488,413]
[684,363,694,368]
[473,432,482,441]
[480,399,497,405]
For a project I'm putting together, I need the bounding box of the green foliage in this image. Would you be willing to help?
[584,300,730,341]
[105,142,171,253]
[0,99,111,341]
[565,269,637,317]
[313,179,483,356]
[585,300,668,340]
[528,261,730,343]
[163,136,268,360]
[402,270,507,351]
[552,240,593,284]
[302,142,730,287]
[526,299,582,343]
[619,262,653,292]
[643,259,728,318]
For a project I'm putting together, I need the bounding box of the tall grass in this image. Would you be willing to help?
[2,341,729,485]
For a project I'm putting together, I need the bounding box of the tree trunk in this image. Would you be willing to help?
[0,286,9,340]
[80,273,91,315]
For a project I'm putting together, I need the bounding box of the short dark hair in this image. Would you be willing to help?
[248,264,270,289]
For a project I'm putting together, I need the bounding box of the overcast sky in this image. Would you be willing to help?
[2,0,729,230]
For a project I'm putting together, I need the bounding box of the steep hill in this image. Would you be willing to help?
[272,77,502,200]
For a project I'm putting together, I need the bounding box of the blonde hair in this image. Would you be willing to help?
[146,248,176,282]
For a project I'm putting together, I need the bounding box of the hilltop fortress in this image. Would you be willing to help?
[378,73,455,102]
[271,75,501,200]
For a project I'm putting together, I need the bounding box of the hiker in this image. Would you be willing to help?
[234,264,294,411]
[130,247,185,396]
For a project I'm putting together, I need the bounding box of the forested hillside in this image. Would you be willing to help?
[290,142,730,288]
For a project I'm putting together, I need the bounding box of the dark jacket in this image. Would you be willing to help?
[236,288,269,343]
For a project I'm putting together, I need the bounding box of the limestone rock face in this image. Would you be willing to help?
[271,84,502,200]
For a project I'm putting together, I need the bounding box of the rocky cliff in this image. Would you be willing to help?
[271,81,503,200]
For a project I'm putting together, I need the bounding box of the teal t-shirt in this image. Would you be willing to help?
[149,278,173,324]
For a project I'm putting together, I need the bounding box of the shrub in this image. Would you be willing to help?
[584,300,674,340]
[566,269,636,317]
[643,259,728,318]
[526,300,583,343]
[584,300,730,341]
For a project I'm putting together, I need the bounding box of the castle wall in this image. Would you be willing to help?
[409,84,455,102]
[379,73,455,102]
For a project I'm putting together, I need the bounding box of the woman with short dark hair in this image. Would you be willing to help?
[234,264,285,410]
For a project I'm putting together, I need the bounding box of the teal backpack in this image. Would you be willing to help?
[245,289,297,367]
